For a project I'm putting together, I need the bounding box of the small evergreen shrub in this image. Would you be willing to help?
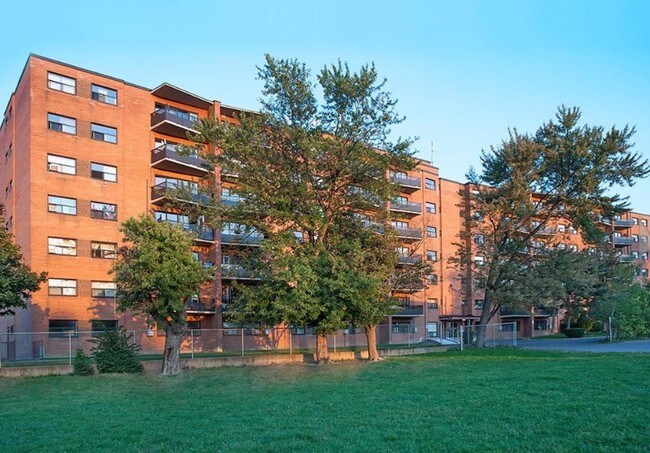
[72,348,94,376]
[564,328,585,338]
[89,328,143,373]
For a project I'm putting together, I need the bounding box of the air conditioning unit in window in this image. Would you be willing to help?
[48,163,62,172]
[48,204,58,212]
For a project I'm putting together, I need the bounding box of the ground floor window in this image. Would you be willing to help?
[223,322,262,335]
[534,319,549,330]
[500,322,518,332]
[392,322,411,334]
[49,320,78,338]
[426,322,438,339]
[187,321,201,336]
[91,320,118,335]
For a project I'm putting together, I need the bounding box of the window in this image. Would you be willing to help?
[48,237,77,256]
[91,84,117,105]
[568,226,577,234]
[394,196,408,206]
[642,269,649,278]
[557,224,566,233]
[5,180,12,198]
[90,201,117,220]
[223,322,262,336]
[290,325,306,335]
[568,244,578,252]
[534,320,549,331]
[426,226,437,237]
[633,234,639,242]
[642,219,648,227]
[91,241,116,259]
[474,278,486,289]
[91,281,117,298]
[642,252,648,261]
[47,154,76,175]
[187,321,201,335]
[48,279,77,296]
[48,113,76,134]
[47,72,76,94]
[632,251,639,259]
[474,299,484,309]
[557,243,567,250]
[474,234,485,244]
[392,322,411,334]
[426,250,438,262]
[633,217,639,226]
[472,212,483,221]
[425,178,436,190]
[426,322,438,339]
[427,299,439,309]
[91,123,117,143]
[48,195,76,215]
[426,202,436,214]
[427,274,438,285]
[91,320,118,335]
[473,256,485,266]
[91,162,117,182]
[49,320,78,338]
[5,144,12,162]
[642,236,648,244]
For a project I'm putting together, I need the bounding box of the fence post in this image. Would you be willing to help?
[191,330,195,359]
[333,334,336,353]
[460,325,464,352]
[241,328,244,357]
[513,323,517,347]
[289,330,293,356]
[608,316,613,342]
[68,332,72,366]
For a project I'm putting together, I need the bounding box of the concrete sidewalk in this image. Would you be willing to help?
[518,336,650,353]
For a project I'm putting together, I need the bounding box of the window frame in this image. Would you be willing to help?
[91,84,118,105]
[91,281,117,298]
[48,278,77,296]
[47,154,77,175]
[48,195,77,215]
[91,162,117,182]
[47,72,76,95]
[90,123,118,144]
[49,320,78,338]
[425,178,436,190]
[48,237,77,256]
[90,201,117,221]
[47,113,76,135]
[91,241,117,259]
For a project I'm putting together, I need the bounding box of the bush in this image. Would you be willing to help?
[564,328,585,338]
[89,328,143,374]
[72,348,94,376]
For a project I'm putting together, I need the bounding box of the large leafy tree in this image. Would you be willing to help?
[0,204,46,316]
[111,215,211,374]
[190,55,415,362]
[460,106,649,346]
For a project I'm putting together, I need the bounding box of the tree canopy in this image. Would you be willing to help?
[0,204,46,316]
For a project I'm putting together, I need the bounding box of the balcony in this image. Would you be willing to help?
[618,254,636,263]
[393,302,424,317]
[179,224,215,244]
[393,226,423,241]
[150,106,199,139]
[221,264,261,280]
[151,182,211,206]
[390,200,422,216]
[397,254,422,265]
[613,236,635,247]
[151,144,209,177]
[614,219,635,229]
[186,298,217,314]
[221,231,264,246]
[393,279,425,292]
[221,195,242,208]
[391,174,421,192]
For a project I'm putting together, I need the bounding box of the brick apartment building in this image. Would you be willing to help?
[1,55,648,359]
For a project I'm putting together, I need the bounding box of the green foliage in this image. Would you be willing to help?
[594,283,650,340]
[458,106,649,341]
[111,215,211,328]
[72,348,94,376]
[564,328,585,338]
[0,204,47,316]
[89,329,143,374]
[192,56,416,340]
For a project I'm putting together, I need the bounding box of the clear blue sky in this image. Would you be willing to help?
[2,0,649,212]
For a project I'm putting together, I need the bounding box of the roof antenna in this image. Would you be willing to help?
[430,141,435,165]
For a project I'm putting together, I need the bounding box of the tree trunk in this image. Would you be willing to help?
[315,332,330,363]
[365,324,380,361]
[162,325,185,375]
[474,292,493,347]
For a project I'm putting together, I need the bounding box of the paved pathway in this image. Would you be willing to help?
[518,336,650,353]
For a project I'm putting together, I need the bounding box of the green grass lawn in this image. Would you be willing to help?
[1,349,649,452]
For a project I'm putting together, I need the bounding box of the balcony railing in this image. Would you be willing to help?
[397,255,422,265]
[391,174,421,190]
[221,195,242,207]
[393,302,424,317]
[221,231,264,246]
[186,298,217,314]
[150,106,199,138]
[151,144,209,177]
[151,182,211,205]
[165,223,215,243]
[614,219,635,228]
[613,236,635,246]
[618,254,635,263]
[390,201,422,215]
[221,264,260,280]
[393,226,423,240]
